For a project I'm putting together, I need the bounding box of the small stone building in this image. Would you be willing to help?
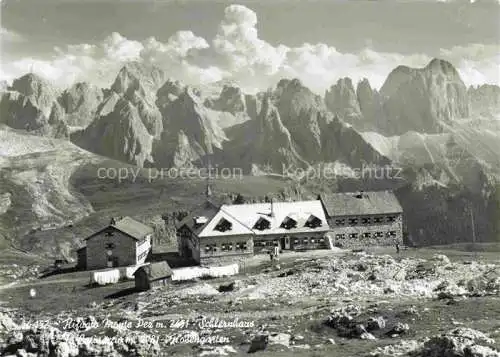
[134,261,172,291]
[79,216,153,270]
[319,191,404,249]
[76,247,87,270]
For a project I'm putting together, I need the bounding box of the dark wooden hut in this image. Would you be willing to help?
[134,261,173,291]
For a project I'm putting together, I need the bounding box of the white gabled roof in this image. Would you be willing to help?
[198,208,254,237]
[198,200,329,238]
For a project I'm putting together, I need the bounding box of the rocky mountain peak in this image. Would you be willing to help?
[76,96,153,167]
[10,73,55,96]
[156,79,185,109]
[204,84,246,114]
[58,82,104,127]
[356,78,372,95]
[468,84,500,119]
[176,87,203,107]
[10,73,58,117]
[272,78,326,121]
[379,59,469,135]
[425,58,460,76]
[324,77,361,122]
[111,62,167,96]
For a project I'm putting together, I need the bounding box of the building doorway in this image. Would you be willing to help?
[280,236,291,250]
[182,245,192,259]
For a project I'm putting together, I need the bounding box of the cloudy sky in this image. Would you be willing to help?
[1,0,499,93]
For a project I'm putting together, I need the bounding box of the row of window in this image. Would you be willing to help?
[334,215,397,226]
[254,238,327,246]
[255,240,280,247]
[335,231,397,239]
[204,242,248,252]
[214,216,323,233]
[293,237,325,245]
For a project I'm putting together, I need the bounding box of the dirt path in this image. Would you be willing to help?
[0,276,88,291]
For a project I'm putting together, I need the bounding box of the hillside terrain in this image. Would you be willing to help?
[0,127,101,250]
[0,248,499,356]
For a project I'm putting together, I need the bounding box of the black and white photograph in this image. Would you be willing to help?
[0,0,499,356]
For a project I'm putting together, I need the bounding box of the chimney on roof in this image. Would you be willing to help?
[110,217,116,225]
[270,198,275,217]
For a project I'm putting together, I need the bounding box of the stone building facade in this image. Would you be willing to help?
[177,200,330,265]
[81,217,153,270]
[319,191,403,249]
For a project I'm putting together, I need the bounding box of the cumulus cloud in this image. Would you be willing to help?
[0,27,25,43]
[439,44,500,86]
[212,5,288,81]
[1,5,498,93]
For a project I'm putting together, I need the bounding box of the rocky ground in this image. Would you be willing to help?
[0,249,499,357]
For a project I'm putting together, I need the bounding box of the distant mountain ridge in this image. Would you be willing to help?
[325,59,498,135]
[1,59,499,251]
[0,74,69,138]
[1,59,498,181]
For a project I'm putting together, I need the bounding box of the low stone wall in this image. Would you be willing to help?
[200,254,253,267]
[330,235,403,250]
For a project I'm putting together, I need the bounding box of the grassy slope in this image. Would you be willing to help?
[13,160,298,257]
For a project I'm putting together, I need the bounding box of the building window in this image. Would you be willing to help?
[386,231,397,237]
[235,242,247,251]
[375,232,384,238]
[373,217,383,224]
[281,217,298,230]
[363,232,371,238]
[105,243,115,250]
[254,217,271,231]
[349,233,358,239]
[310,238,315,243]
[305,215,322,228]
[319,238,325,243]
[335,234,345,239]
[362,217,371,224]
[205,244,218,253]
[335,219,345,226]
[214,218,232,232]
[302,238,309,244]
[387,216,397,223]
[348,218,359,225]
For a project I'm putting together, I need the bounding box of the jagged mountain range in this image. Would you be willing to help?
[1,59,499,184]
[1,59,499,248]
[325,59,499,135]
